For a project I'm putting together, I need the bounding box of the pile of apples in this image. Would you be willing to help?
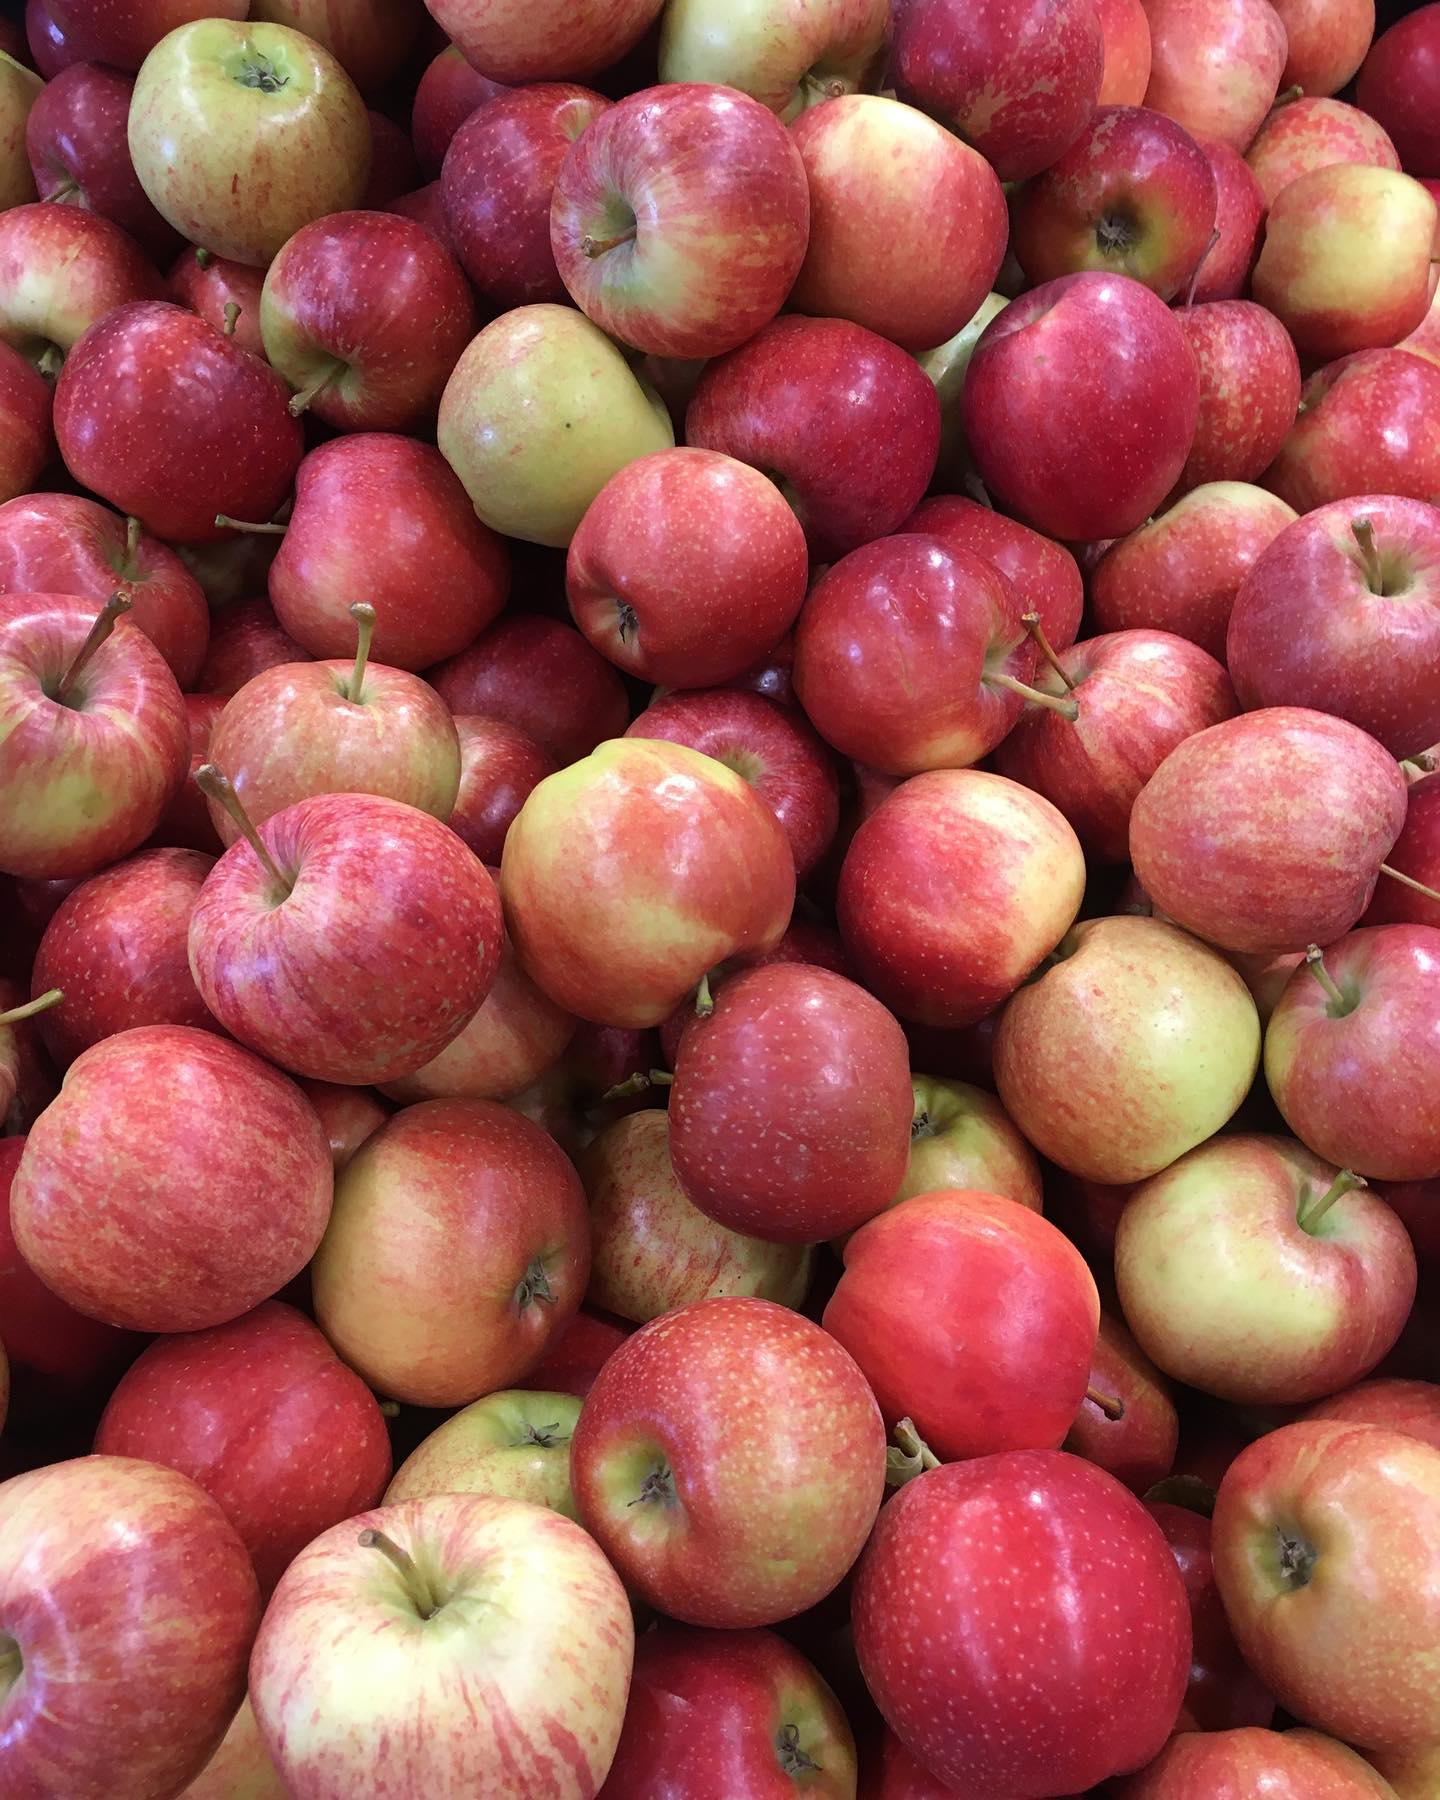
[1,0,1440,1794]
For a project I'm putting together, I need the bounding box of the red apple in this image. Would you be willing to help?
[1116,1727,1397,1796]
[24,0,76,79]
[426,0,664,82]
[1357,6,1440,178]
[167,246,267,358]
[901,493,1085,651]
[1188,137,1267,301]
[140,695,219,855]
[0,343,51,507]
[1303,1376,1440,1450]
[1143,0,1288,152]
[178,526,281,610]
[1174,300,1303,491]
[1264,350,1440,514]
[359,110,422,210]
[387,179,461,251]
[250,0,422,97]
[297,1078,389,1172]
[1096,0,1153,105]
[0,981,57,1136]
[1363,766,1440,930]
[0,201,160,367]
[1063,1310,1180,1493]
[411,42,506,176]
[1272,0,1374,96]
[198,598,310,698]
[45,0,248,70]
[521,1303,634,1400]
[1246,96,1400,206]
[445,715,556,865]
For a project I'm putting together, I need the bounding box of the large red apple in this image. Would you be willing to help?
[1264,350,1440,514]
[1175,301,1303,491]
[1143,0,1287,152]
[1356,6,1440,178]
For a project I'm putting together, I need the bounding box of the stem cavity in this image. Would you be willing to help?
[194,764,295,898]
[357,1528,441,1619]
[1297,1168,1366,1234]
[54,593,131,704]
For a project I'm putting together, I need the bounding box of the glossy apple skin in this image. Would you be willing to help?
[385,1388,581,1515]
[1265,350,1440,515]
[0,1455,260,1800]
[567,447,809,689]
[190,794,503,1086]
[259,210,476,432]
[429,613,629,767]
[658,0,886,118]
[838,769,1086,1028]
[312,1097,589,1408]
[826,1190,1100,1460]
[853,1452,1190,1796]
[1096,0,1152,104]
[892,0,1104,181]
[1363,768,1440,931]
[1272,0,1373,96]
[902,494,1085,651]
[1115,1134,1417,1404]
[501,738,795,1030]
[427,0,663,82]
[896,1075,1043,1214]
[1303,1377,1440,1451]
[268,435,510,672]
[1175,301,1302,492]
[1246,97,1399,206]
[297,1079,388,1172]
[444,716,556,866]
[94,1300,392,1596]
[250,1494,634,1800]
[962,272,1199,543]
[1130,708,1409,956]
[167,246,267,356]
[686,314,940,562]
[1189,138,1267,301]
[11,1024,333,1333]
[441,82,609,308]
[1357,7,1440,178]
[198,599,309,698]
[1063,1311,1179,1493]
[47,0,247,69]
[31,847,216,1067]
[1116,1726,1396,1797]
[1143,0,1287,152]
[0,343,51,507]
[0,201,161,362]
[412,43,506,176]
[572,1296,885,1628]
[249,0,421,97]
[1212,1420,1440,1753]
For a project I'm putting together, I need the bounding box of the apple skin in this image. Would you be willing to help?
[197,600,309,699]
[1357,7,1440,179]
[248,0,421,97]
[0,201,161,365]
[267,435,511,672]
[445,716,556,866]
[1129,708,1409,956]
[46,0,248,70]
[181,1700,285,1800]
[659,0,888,119]
[1303,1377,1440,1451]
[500,738,795,1031]
[891,0,1104,183]
[852,1452,1191,1797]
[296,1079,389,1172]
[1063,1311,1179,1494]
[1189,138,1267,301]
[1174,301,1302,492]
[412,43,506,176]
[914,290,1009,493]
[1013,105,1219,302]
[1272,0,1374,96]
[1115,1133,1417,1404]
[902,493,1085,651]
[428,0,663,82]
[1212,1420,1440,1754]
[312,1097,589,1408]
[259,210,477,433]
[572,1296,886,1629]
[23,2,74,81]
[1142,0,1287,153]
[0,343,51,507]
[94,1300,393,1597]
[825,1190,1100,1460]
[961,272,1200,544]
[386,1388,582,1515]
[189,793,503,1086]
[896,1074,1043,1214]
[0,49,42,212]
[567,447,809,689]
[441,82,610,309]
[250,1493,634,1800]
[1363,767,1440,931]
[1115,1727,1399,1798]
[128,19,371,268]
[1096,0,1153,104]
[167,246,266,356]
[837,769,1087,1029]
[1264,350,1440,515]
[521,1303,634,1400]
[686,314,940,562]
[0,1455,261,1800]
[1246,96,1400,207]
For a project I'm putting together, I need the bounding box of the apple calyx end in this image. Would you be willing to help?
[627,1465,676,1509]
[514,1257,556,1311]
[1275,1522,1317,1590]
[776,1723,822,1777]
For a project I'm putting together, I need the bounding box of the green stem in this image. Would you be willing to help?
[54,593,131,703]
[695,971,715,1017]
[357,1528,439,1619]
[1297,1168,1366,1234]
[194,764,294,897]
[987,669,1080,720]
[195,247,213,269]
[885,1416,942,1488]
[600,1069,673,1103]
[288,364,337,417]
[222,301,241,338]
[0,988,62,1029]
[1303,944,1350,1013]
[346,603,375,703]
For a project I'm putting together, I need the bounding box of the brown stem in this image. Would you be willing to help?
[346,603,375,703]
[1184,227,1222,308]
[1303,943,1350,1012]
[1297,1168,1366,1234]
[288,363,337,417]
[1352,517,1384,593]
[0,988,62,1029]
[356,1528,440,1619]
[1273,82,1304,108]
[54,593,131,703]
[1021,612,1077,691]
[214,514,286,535]
[222,301,241,338]
[194,764,293,896]
[47,178,79,202]
[600,1069,673,1103]
[987,669,1080,720]
[1380,863,1440,907]
[1085,1386,1126,1422]
[581,224,638,257]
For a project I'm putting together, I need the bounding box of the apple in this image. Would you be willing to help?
[425,0,664,82]
[0,1455,260,1798]
[249,1494,634,1797]
[94,1299,393,1595]
[259,210,477,431]
[837,769,1087,1028]
[444,716,557,865]
[128,19,371,268]
[1129,708,1409,955]
[45,0,248,70]
[168,247,268,358]
[1303,1377,1440,1451]
[24,0,74,79]
[1246,96,1400,206]
[0,201,160,369]
[1115,1133,1417,1403]
[1357,7,1440,179]
[438,303,675,548]
[891,0,1104,182]
[896,1075,1043,1213]
[1373,1742,1440,1800]
[181,1700,285,1800]
[11,1023,334,1332]
[1212,1420,1440,1753]
[1263,350,1440,514]
[901,493,1085,651]
[0,343,52,508]
[1189,137,1267,301]
[386,1388,582,1514]
[295,1079,389,1172]
[913,290,1010,493]
[852,1452,1191,1795]
[1096,0,1153,104]
[1116,1727,1399,1796]
[1063,1311,1180,1494]
[248,0,421,96]
[1272,0,1374,96]
[1143,0,1287,152]
[659,0,887,117]
[1364,767,1440,930]
[521,1303,634,1400]
[197,598,309,698]
[572,1295,886,1627]
[686,314,940,561]
[0,989,57,1141]
[411,43,506,176]
[1174,301,1303,491]
[0,50,41,212]
[961,272,1200,543]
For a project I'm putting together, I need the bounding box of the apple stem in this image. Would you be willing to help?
[1184,228,1222,308]
[581,224,638,258]
[194,764,295,897]
[1303,943,1352,1015]
[54,592,132,703]
[35,344,62,380]
[885,1416,942,1488]
[195,247,213,269]
[376,1398,400,1419]
[1297,1168,1366,1233]
[1379,862,1440,907]
[48,178,79,202]
[124,516,142,563]
[0,988,62,1029]
[1403,751,1437,777]
[600,1069,673,1103]
[1274,83,1304,108]
[1351,517,1385,593]
[695,971,715,1017]
[987,669,1080,721]
[222,301,241,339]
[1085,1386,1126,1422]
[1021,612,1077,691]
[288,365,336,418]
[346,603,376,702]
[356,1528,440,1619]
[214,514,287,536]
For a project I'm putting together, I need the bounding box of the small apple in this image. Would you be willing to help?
[901,493,1085,651]
[1096,0,1153,105]
[167,246,266,356]
[0,201,161,368]
[1356,7,1440,178]
[412,43,506,176]
[0,343,52,508]
[385,1388,582,1515]
[248,0,422,97]
[1271,0,1374,96]
[1063,1311,1180,1494]
[895,1075,1044,1214]
[197,599,308,698]
[1303,1377,1440,1451]
[1189,137,1267,302]
[1263,350,1440,514]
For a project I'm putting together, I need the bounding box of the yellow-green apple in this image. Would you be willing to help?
[891,0,1104,181]
[30,847,217,1066]
[248,0,421,96]
[1264,351,1440,513]
[789,94,1007,352]
[0,50,41,211]
[567,447,809,689]
[197,599,306,698]
[572,1295,885,1627]
[852,1452,1191,1796]
[259,210,476,430]
[427,0,663,81]
[250,1494,634,1798]
[94,1300,393,1595]
[445,717,556,865]
[1246,96,1400,205]
[1115,1134,1417,1402]
[54,302,304,545]
[1303,1377,1440,1450]
[825,1190,1100,1459]
[411,43,506,176]
[1142,0,1287,151]
[167,245,266,356]
[0,1456,260,1799]
[500,738,794,1029]
[128,20,370,268]
[902,493,1085,650]
[0,591,188,880]
[1013,105,1219,300]
[1357,8,1440,178]
[0,202,160,368]
[994,629,1240,860]
[686,314,940,561]
[182,1700,285,1800]
[1253,166,1436,359]
[312,1097,589,1406]
[1228,497,1440,757]
[297,1078,389,1171]
[438,303,674,547]
[550,83,810,361]
[837,769,1086,1028]
[385,1389,581,1514]
[1129,708,1409,955]
[1174,302,1302,491]
[188,789,503,1084]
[659,0,887,116]
[1115,1727,1399,1797]
[0,494,209,687]
[440,82,610,308]
[1189,138,1267,301]
[1064,1310,1179,1493]
[913,290,1010,494]
[1263,927,1440,1181]
[668,963,912,1242]
[581,1109,812,1321]
[1097,0,1153,103]
[961,272,1200,543]
[895,1075,1043,1213]
[1364,768,1440,930]
[1272,0,1374,95]
[1212,1420,1440,1753]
